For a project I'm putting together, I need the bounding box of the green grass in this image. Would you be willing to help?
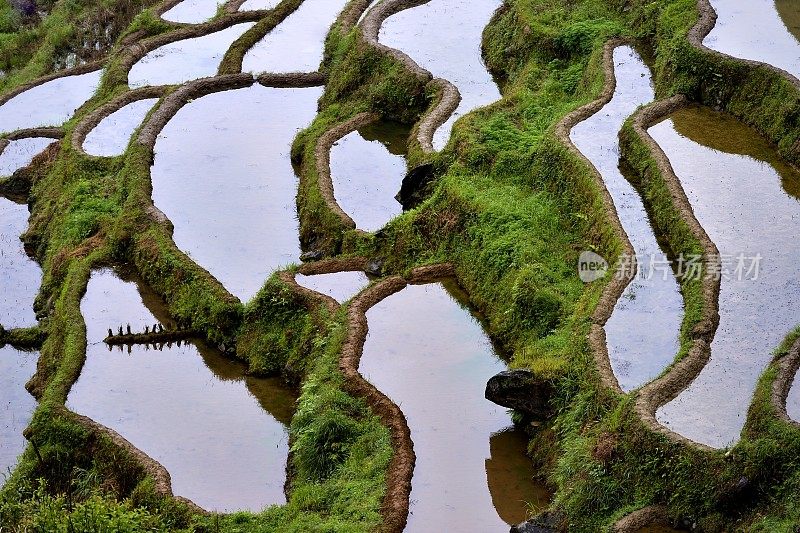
[4,0,800,530]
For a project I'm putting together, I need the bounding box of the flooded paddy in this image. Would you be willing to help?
[378,0,502,150]
[704,0,800,79]
[0,71,102,133]
[0,201,41,329]
[649,106,800,447]
[162,0,221,24]
[0,347,38,486]
[239,0,281,11]
[328,120,409,232]
[67,268,297,512]
[0,138,55,175]
[788,371,800,423]
[241,0,349,74]
[359,282,550,530]
[151,84,322,302]
[294,271,369,303]
[82,98,159,156]
[570,46,683,392]
[128,23,255,87]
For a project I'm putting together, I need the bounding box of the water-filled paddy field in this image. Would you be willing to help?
[4,0,800,529]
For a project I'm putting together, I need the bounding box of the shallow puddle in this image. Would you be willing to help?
[359,282,551,530]
[83,98,159,157]
[151,84,322,302]
[0,200,41,329]
[294,271,369,303]
[241,0,349,74]
[649,106,800,447]
[0,71,101,134]
[379,0,502,150]
[128,23,255,87]
[571,46,683,392]
[0,347,38,487]
[329,120,409,232]
[0,138,55,176]
[162,0,221,24]
[704,0,800,79]
[67,268,297,512]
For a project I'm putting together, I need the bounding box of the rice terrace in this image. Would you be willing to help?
[2,0,800,530]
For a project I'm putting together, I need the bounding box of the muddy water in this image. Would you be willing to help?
[570,46,683,391]
[294,271,370,303]
[0,71,101,133]
[0,347,38,486]
[329,121,409,232]
[704,0,800,79]
[241,0,349,74]
[0,138,55,175]
[128,23,255,87]
[151,84,322,302]
[162,0,221,24]
[0,201,40,329]
[776,0,800,42]
[359,282,551,530]
[83,98,159,156]
[379,0,502,150]
[67,268,297,512]
[649,106,800,447]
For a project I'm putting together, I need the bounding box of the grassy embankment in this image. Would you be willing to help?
[4,0,800,530]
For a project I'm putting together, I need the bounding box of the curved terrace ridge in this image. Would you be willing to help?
[359,0,461,155]
[624,95,721,451]
[277,259,456,532]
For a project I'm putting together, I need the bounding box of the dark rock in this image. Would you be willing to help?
[510,523,556,533]
[511,511,565,532]
[365,258,385,277]
[300,250,323,262]
[485,370,555,420]
[511,511,566,533]
[395,163,435,209]
[717,476,752,509]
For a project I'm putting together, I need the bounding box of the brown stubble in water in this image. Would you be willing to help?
[69,267,298,512]
[123,265,298,425]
